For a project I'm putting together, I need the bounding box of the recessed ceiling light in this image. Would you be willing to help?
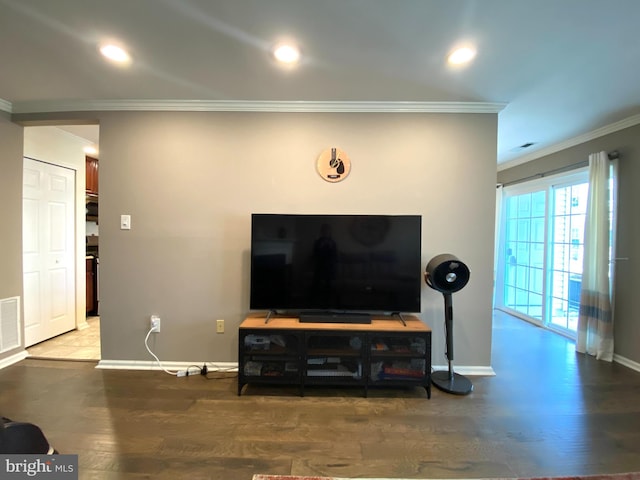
[447,46,476,65]
[99,43,131,64]
[272,43,301,65]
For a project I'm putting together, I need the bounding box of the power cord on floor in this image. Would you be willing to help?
[177,363,237,379]
[176,365,204,377]
[201,363,238,380]
[144,327,238,379]
[144,327,179,376]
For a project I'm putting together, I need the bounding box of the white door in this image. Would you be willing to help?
[23,158,76,347]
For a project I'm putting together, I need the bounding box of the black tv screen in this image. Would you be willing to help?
[250,214,422,314]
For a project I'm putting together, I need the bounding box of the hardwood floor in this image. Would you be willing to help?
[1,311,640,480]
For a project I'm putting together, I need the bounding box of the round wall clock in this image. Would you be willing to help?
[316,147,351,182]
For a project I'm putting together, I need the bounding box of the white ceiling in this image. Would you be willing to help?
[2,0,640,167]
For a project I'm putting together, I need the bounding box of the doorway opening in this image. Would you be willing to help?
[23,125,101,361]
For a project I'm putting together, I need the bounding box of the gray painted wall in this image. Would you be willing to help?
[498,123,640,364]
[0,112,24,361]
[96,111,498,367]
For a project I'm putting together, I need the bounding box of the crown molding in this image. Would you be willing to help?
[10,99,506,114]
[0,98,12,113]
[498,113,640,171]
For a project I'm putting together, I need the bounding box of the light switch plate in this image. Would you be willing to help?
[120,214,131,230]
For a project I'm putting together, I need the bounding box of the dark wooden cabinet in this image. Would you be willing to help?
[85,156,99,195]
[86,257,97,315]
[238,315,431,398]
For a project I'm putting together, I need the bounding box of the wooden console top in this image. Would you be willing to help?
[240,314,430,333]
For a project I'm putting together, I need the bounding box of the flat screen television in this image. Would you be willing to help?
[250,214,422,319]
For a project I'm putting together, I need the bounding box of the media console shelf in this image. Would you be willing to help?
[238,314,431,398]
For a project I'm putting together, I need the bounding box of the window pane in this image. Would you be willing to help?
[571,184,588,214]
[506,219,517,240]
[517,220,530,241]
[499,189,546,319]
[529,267,544,294]
[532,191,546,217]
[554,215,570,243]
[531,217,545,242]
[552,271,569,297]
[568,274,581,309]
[504,286,516,309]
[516,243,530,266]
[516,266,528,290]
[515,288,528,309]
[528,293,543,319]
[553,244,570,272]
[518,194,531,217]
[550,298,569,329]
[531,243,544,268]
[554,188,569,215]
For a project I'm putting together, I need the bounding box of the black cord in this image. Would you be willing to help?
[203,372,238,380]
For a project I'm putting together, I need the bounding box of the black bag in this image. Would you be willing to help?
[0,416,58,454]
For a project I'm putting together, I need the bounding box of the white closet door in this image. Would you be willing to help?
[23,158,76,347]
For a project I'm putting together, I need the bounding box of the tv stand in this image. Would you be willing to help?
[299,311,372,324]
[238,314,432,398]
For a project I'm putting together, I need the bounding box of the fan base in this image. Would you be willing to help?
[432,370,473,395]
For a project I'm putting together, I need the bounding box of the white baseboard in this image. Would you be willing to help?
[613,353,640,373]
[96,359,238,372]
[99,360,493,376]
[0,350,28,370]
[75,318,90,331]
[432,365,496,376]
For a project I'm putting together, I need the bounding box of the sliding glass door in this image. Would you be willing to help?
[548,182,588,332]
[497,170,590,337]
[502,190,546,320]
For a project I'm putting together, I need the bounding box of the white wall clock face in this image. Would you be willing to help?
[317,147,351,182]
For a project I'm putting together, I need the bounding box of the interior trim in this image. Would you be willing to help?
[8,99,506,114]
[0,350,28,370]
[96,359,238,372]
[432,365,496,376]
[97,359,497,376]
[613,353,640,373]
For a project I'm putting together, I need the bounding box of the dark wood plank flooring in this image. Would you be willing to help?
[1,311,640,479]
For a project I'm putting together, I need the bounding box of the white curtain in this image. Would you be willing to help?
[576,151,613,361]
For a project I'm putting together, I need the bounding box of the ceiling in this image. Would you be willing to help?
[2,0,640,167]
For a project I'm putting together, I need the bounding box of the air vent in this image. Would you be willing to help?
[0,297,21,353]
[510,142,536,152]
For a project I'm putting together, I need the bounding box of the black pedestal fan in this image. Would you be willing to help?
[424,253,473,395]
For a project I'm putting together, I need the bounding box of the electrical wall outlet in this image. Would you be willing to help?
[150,315,161,333]
[216,319,224,334]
